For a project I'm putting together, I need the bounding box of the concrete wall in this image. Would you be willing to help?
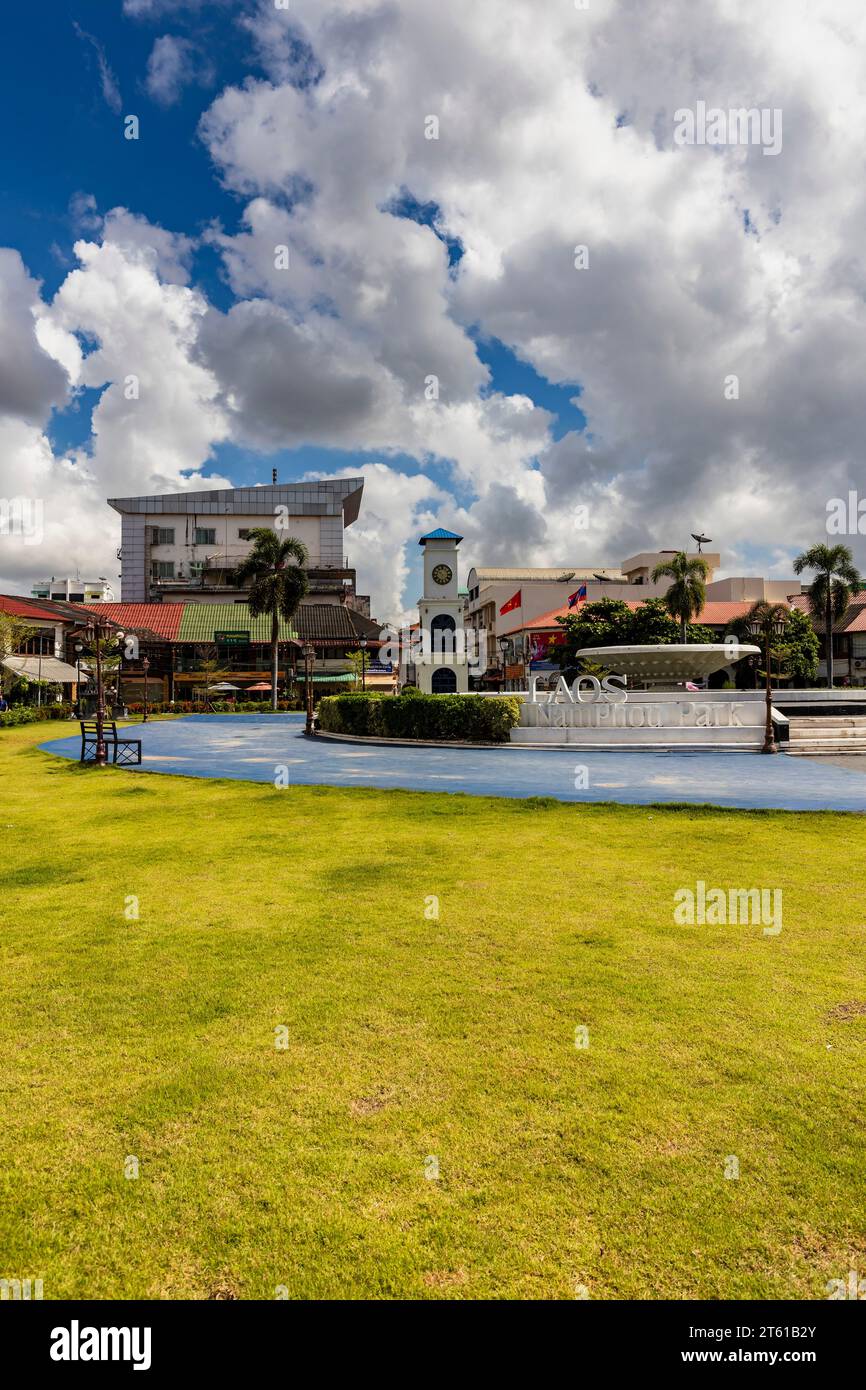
[512,689,766,748]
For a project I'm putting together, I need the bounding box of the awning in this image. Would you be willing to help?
[293,672,357,684]
[2,655,81,684]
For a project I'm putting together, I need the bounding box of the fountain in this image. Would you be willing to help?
[575,642,760,685]
[510,641,767,750]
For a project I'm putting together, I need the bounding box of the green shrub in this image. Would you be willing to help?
[0,706,39,727]
[0,704,74,727]
[317,692,520,743]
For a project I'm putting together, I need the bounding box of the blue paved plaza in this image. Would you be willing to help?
[40,713,866,811]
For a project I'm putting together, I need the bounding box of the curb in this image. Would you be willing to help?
[313,730,773,753]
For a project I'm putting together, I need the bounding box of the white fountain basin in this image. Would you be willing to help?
[577,643,760,683]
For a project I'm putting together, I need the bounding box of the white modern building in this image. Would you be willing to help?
[108,479,364,606]
[464,549,802,674]
[31,577,114,604]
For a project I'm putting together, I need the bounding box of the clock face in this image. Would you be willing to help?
[432,563,453,586]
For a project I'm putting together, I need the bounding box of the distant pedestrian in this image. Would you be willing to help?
[0,693,8,712]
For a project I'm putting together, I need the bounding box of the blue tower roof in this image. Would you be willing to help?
[419,528,463,544]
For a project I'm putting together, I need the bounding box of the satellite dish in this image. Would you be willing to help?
[691,533,712,553]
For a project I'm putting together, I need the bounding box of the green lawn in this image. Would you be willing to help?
[2,720,865,1300]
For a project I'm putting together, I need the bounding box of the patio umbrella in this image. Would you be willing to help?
[209,682,241,692]
[245,682,272,692]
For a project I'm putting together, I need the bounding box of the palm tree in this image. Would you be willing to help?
[194,649,231,709]
[793,543,862,688]
[234,529,309,710]
[650,551,709,641]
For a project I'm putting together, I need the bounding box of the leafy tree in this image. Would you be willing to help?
[193,647,232,707]
[0,614,35,694]
[775,606,819,685]
[346,649,370,690]
[793,542,862,688]
[725,602,818,686]
[549,596,713,677]
[650,551,709,640]
[235,529,309,710]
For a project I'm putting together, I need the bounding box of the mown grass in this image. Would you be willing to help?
[1,721,865,1300]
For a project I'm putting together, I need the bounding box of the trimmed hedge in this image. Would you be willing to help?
[0,704,74,727]
[317,692,521,743]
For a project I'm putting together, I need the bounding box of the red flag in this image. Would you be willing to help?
[499,589,522,616]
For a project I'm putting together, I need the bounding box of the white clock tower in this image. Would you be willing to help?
[411,529,469,693]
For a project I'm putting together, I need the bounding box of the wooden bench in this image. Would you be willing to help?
[80,720,142,766]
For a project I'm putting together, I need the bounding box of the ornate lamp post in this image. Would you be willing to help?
[76,617,125,765]
[142,656,150,723]
[749,614,787,754]
[74,642,83,717]
[359,637,368,691]
[303,642,316,735]
[498,636,510,691]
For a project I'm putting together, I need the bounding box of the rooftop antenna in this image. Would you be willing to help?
[691,532,712,554]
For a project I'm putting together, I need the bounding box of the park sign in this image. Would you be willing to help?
[214,630,250,647]
[513,687,766,749]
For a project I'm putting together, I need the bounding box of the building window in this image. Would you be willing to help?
[155,527,175,545]
[194,528,216,545]
[21,634,54,655]
[238,528,252,540]
[430,613,457,656]
[431,667,457,694]
[152,561,175,580]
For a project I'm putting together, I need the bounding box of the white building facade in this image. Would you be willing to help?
[109,479,364,605]
[31,577,114,604]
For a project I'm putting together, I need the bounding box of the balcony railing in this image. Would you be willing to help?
[149,553,352,589]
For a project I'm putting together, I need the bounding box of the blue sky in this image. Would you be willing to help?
[0,0,584,485]
[3,0,847,612]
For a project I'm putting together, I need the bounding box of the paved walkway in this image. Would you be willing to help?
[39,714,866,811]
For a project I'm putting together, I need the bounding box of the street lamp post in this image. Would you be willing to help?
[750,616,787,754]
[77,619,124,766]
[498,636,510,691]
[303,642,316,735]
[74,642,83,717]
[142,656,150,723]
[359,637,368,691]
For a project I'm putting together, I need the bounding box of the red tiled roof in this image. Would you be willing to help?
[500,601,633,635]
[502,598,756,636]
[697,601,756,625]
[836,603,866,633]
[76,603,185,640]
[788,592,866,632]
[0,594,67,623]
